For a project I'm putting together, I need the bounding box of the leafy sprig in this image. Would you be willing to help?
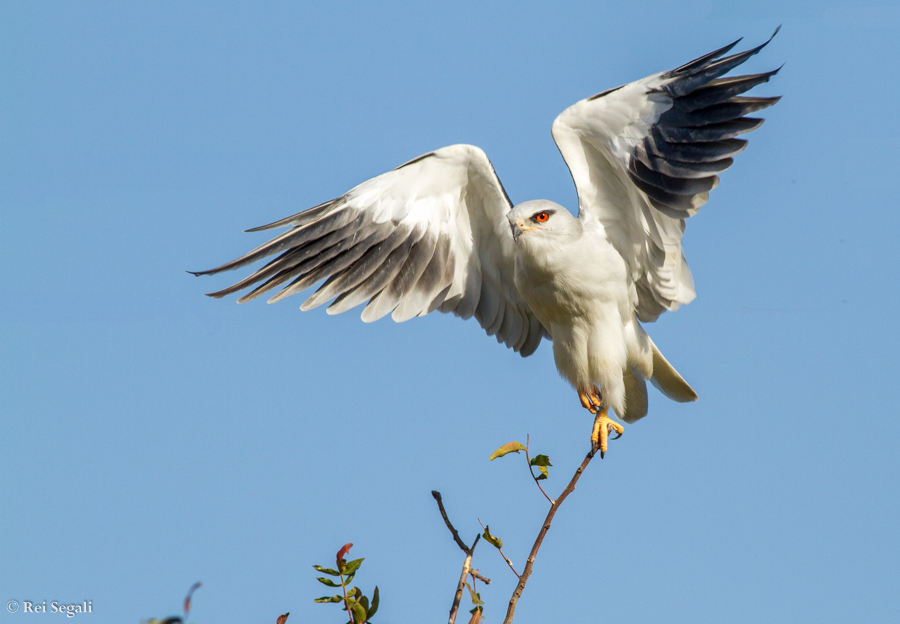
[314,543,379,624]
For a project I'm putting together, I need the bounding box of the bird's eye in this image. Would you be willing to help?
[534,212,550,223]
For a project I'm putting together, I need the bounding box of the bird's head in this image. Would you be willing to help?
[507,200,576,244]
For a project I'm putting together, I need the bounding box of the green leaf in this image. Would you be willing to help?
[530,454,552,467]
[347,587,360,598]
[313,565,341,576]
[344,572,355,587]
[482,524,503,549]
[464,581,485,607]
[343,557,364,576]
[317,577,342,587]
[313,595,343,603]
[359,596,370,613]
[351,601,367,623]
[535,465,549,481]
[368,586,379,618]
[489,441,526,461]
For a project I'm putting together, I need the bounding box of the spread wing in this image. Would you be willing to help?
[192,144,546,356]
[552,30,781,322]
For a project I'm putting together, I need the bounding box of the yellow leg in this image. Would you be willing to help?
[578,385,604,414]
[580,385,623,458]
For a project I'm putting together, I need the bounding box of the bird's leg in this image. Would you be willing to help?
[579,385,623,458]
[578,385,604,414]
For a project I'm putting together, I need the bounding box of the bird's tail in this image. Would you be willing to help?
[648,339,698,404]
[621,366,649,424]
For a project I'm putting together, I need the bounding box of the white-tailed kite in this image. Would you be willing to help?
[194,32,780,456]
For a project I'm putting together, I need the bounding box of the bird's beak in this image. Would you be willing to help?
[510,221,529,242]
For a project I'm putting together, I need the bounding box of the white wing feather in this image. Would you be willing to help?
[552,32,780,321]
[195,144,545,356]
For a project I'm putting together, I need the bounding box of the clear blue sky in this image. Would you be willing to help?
[2,2,898,623]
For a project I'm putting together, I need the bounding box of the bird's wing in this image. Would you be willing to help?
[193,144,545,356]
[551,31,780,322]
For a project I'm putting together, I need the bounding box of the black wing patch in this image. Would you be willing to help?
[627,28,782,219]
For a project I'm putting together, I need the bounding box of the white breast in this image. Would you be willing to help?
[512,227,635,414]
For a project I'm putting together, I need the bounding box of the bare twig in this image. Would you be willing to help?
[502,449,597,624]
[449,535,479,624]
[432,491,490,624]
[524,435,554,505]
[472,570,491,584]
[478,518,521,578]
[432,490,470,554]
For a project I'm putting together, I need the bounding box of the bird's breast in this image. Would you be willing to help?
[513,234,629,327]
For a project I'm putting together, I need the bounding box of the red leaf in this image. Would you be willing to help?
[183,581,202,615]
[336,543,353,565]
[276,612,289,624]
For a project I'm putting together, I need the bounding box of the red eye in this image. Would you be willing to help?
[534,212,549,223]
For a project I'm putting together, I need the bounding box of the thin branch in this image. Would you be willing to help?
[524,435,554,505]
[448,535,478,624]
[502,449,597,624]
[432,490,471,554]
[472,570,491,584]
[478,518,520,578]
[433,490,484,624]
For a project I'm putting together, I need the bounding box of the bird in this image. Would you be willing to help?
[193,31,781,457]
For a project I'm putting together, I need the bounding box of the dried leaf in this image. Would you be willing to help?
[276,613,289,624]
[489,441,526,460]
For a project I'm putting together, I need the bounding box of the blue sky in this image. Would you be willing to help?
[2,2,899,623]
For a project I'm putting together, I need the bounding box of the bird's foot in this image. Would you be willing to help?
[591,408,623,459]
[578,385,604,414]
[578,386,623,457]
